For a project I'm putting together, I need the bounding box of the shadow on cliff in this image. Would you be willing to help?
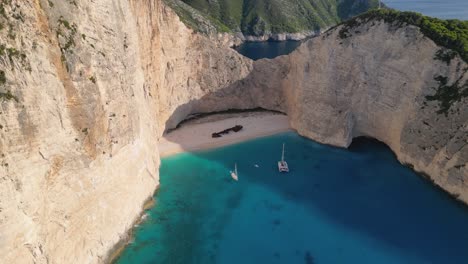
[159,127,468,262]
[162,56,289,133]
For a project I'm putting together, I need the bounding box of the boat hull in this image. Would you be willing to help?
[278,161,289,172]
[230,171,238,181]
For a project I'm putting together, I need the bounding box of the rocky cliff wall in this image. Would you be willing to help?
[0,0,258,263]
[155,4,252,133]
[278,20,468,203]
[0,0,159,263]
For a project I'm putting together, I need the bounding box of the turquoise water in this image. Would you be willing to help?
[116,132,468,264]
[234,41,302,61]
[384,0,468,20]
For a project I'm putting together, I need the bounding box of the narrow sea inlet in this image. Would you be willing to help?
[116,132,468,264]
[234,40,302,60]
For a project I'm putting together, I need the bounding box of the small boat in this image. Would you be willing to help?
[230,163,238,181]
[278,143,289,172]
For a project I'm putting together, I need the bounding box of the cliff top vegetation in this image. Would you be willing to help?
[338,9,468,62]
[164,0,381,36]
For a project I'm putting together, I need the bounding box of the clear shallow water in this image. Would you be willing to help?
[234,41,302,60]
[384,0,468,20]
[116,132,468,264]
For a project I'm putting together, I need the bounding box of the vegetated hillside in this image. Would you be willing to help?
[164,0,381,36]
[338,9,468,62]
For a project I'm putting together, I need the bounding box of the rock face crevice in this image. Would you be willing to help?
[0,1,466,263]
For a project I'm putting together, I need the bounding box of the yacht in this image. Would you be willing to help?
[230,163,238,181]
[278,143,289,172]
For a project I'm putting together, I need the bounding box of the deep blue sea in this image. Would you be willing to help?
[384,0,468,20]
[234,41,301,61]
[116,132,468,264]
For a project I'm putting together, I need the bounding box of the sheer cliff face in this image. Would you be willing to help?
[0,0,252,263]
[129,0,253,134]
[279,21,468,202]
[0,1,161,263]
[155,6,253,133]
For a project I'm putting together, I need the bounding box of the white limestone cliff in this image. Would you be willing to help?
[0,0,161,263]
[0,0,253,263]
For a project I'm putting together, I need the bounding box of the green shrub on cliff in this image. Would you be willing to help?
[425,75,468,116]
[0,71,18,103]
[0,90,18,102]
[0,70,5,85]
[338,9,468,62]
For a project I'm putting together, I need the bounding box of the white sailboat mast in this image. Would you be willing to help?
[281,143,285,162]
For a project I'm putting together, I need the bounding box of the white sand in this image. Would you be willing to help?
[158,113,292,157]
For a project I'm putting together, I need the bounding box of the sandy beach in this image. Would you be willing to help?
[158,112,292,157]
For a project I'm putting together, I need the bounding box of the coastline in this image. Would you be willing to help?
[106,112,291,262]
[104,195,157,264]
[108,113,468,263]
[159,112,292,157]
[240,30,320,42]
[217,29,328,49]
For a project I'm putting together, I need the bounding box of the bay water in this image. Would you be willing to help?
[116,132,468,264]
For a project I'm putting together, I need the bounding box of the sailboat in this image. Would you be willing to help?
[278,143,289,172]
[230,163,238,181]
